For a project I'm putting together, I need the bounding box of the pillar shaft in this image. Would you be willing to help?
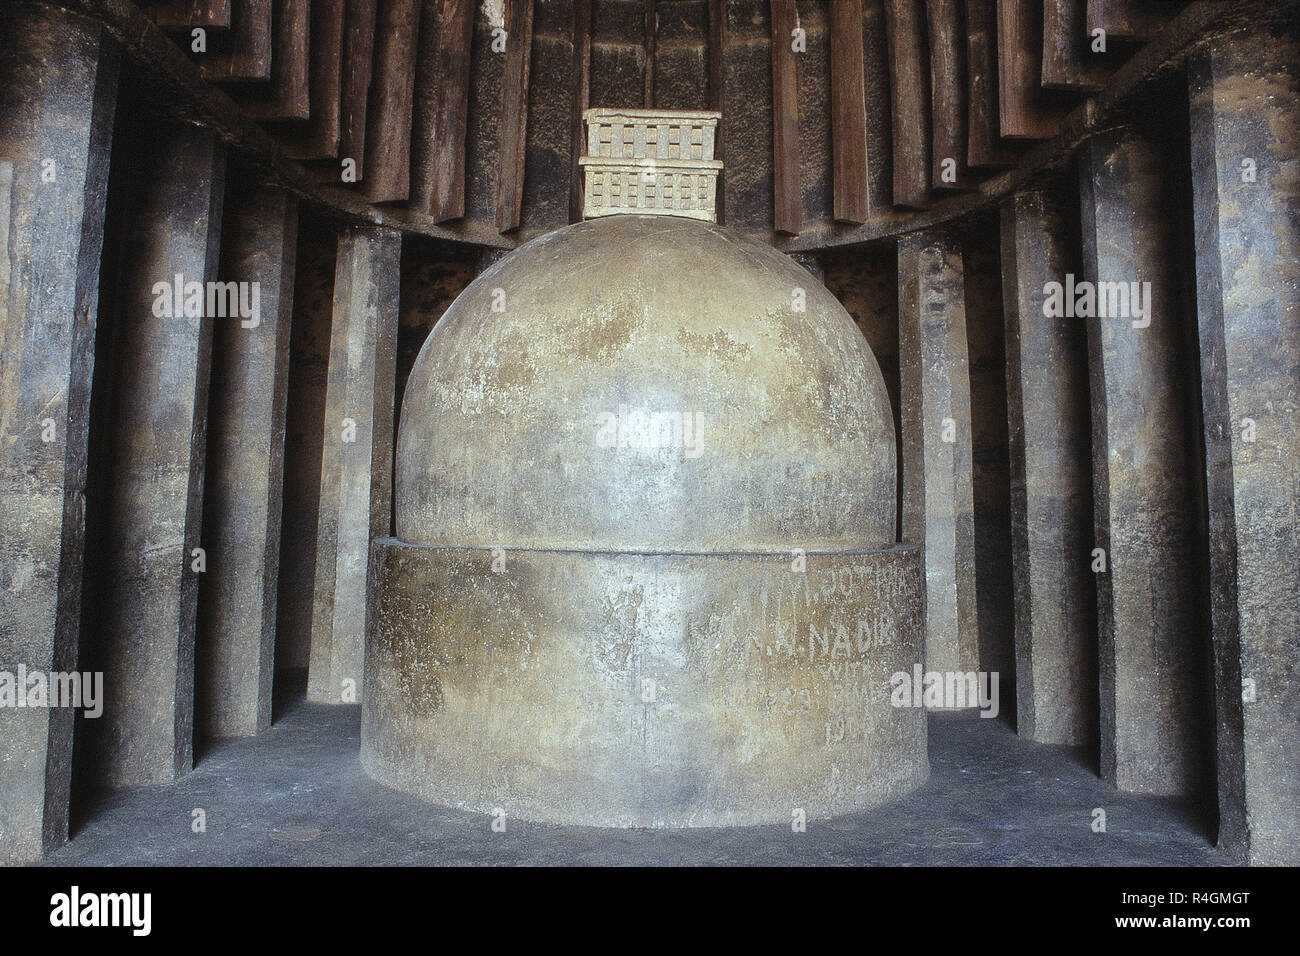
[0,3,118,864]
[1189,20,1300,865]
[1079,127,1210,795]
[1000,191,1096,744]
[898,233,980,677]
[92,121,226,787]
[307,228,400,703]
[196,187,298,738]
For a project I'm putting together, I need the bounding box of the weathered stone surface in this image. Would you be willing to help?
[1079,127,1212,796]
[1000,191,1096,745]
[463,5,505,230]
[307,227,401,704]
[654,0,709,111]
[862,0,894,219]
[396,215,897,552]
[196,187,298,738]
[0,3,118,864]
[367,213,921,824]
[364,541,927,826]
[519,0,577,235]
[898,233,980,677]
[588,41,644,115]
[795,0,834,227]
[1188,21,1300,865]
[589,0,647,110]
[87,120,226,788]
[719,0,774,235]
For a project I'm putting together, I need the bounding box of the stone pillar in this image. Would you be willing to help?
[1188,21,1300,865]
[91,122,226,788]
[898,233,980,677]
[1079,127,1210,796]
[1000,191,1096,745]
[196,187,299,738]
[0,3,118,864]
[307,228,400,704]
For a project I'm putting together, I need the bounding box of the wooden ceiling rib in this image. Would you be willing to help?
[338,0,379,184]
[927,0,977,192]
[279,0,345,160]
[495,0,535,233]
[884,0,932,210]
[135,0,1192,237]
[830,0,871,225]
[197,0,270,82]
[233,0,309,120]
[146,1,232,29]
[1043,0,1119,91]
[966,0,1018,169]
[568,0,594,224]
[419,0,477,222]
[361,0,421,204]
[998,0,1072,139]
[1087,0,1181,42]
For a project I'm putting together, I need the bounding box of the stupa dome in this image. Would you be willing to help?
[395,214,896,552]
[365,214,925,828]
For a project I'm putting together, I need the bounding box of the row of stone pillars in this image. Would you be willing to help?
[890,21,1297,864]
[0,3,405,864]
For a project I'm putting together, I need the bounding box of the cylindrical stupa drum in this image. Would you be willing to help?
[362,214,927,827]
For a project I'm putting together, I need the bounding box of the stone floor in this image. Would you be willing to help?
[43,691,1233,866]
